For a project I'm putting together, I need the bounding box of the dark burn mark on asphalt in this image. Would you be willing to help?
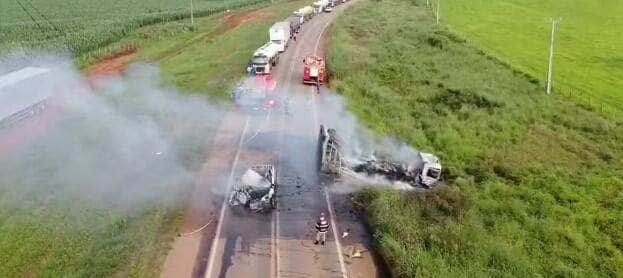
[218,232,240,278]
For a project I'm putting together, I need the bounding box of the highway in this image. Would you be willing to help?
[162,2,387,277]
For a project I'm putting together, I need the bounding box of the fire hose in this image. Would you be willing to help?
[178,219,214,237]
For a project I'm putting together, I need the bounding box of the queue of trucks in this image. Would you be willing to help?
[247,0,347,76]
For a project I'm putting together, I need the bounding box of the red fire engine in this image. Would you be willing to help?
[302,55,325,85]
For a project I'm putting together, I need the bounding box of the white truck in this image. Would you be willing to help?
[313,0,329,13]
[269,21,291,53]
[251,42,281,75]
[293,6,314,22]
[0,67,53,130]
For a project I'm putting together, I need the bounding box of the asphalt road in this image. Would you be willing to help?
[162,2,387,277]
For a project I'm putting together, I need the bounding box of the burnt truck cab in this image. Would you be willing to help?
[229,165,277,213]
[231,75,277,112]
[416,152,442,188]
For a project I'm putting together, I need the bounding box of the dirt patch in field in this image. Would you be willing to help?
[156,8,274,62]
[216,8,274,35]
[86,48,137,78]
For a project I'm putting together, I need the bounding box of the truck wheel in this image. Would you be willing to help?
[271,197,277,209]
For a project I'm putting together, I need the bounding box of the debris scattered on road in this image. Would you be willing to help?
[353,160,418,186]
[229,165,277,213]
[344,245,367,259]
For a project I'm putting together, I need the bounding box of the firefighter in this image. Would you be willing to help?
[314,212,330,245]
[316,80,320,94]
[246,63,253,76]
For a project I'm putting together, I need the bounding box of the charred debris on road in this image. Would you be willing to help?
[318,125,442,189]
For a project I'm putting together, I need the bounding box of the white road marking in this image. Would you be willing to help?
[270,200,276,278]
[243,107,272,144]
[314,17,335,55]
[204,117,250,278]
[274,198,281,278]
[311,10,349,278]
[273,21,313,278]
[311,86,348,278]
[324,187,349,278]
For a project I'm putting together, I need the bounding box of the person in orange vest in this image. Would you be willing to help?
[314,212,330,245]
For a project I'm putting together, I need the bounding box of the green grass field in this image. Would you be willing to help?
[440,0,623,110]
[329,0,623,276]
[107,0,308,98]
[0,1,304,276]
[0,0,265,56]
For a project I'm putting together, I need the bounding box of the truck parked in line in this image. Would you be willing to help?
[289,16,302,34]
[313,0,329,14]
[0,67,52,130]
[269,21,291,53]
[293,6,314,22]
[251,42,281,75]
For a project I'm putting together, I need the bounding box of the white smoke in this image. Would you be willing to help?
[0,54,227,212]
[316,93,428,192]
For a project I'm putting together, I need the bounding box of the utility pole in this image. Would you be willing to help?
[436,0,440,25]
[546,18,560,95]
[190,0,194,25]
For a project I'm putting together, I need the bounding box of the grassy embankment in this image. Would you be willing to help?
[328,0,623,276]
[0,1,305,277]
[441,0,623,111]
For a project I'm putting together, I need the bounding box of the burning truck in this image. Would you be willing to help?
[317,125,442,188]
[229,165,277,212]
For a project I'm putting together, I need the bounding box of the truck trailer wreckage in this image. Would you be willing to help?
[317,125,442,188]
[229,165,277,212]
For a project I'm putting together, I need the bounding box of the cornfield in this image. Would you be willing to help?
[0,0,266,56]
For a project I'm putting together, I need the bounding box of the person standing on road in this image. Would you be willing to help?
[315,80,320,94]
[246,63,253,76]
[314,212,330,245]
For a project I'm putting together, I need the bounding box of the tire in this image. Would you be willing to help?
[271,197,277,209]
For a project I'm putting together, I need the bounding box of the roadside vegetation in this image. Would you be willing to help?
[0,0,265,57]
[93,0,307,98]
[441,0,623,111]
[328,0,623,276]
[0,1,304,277]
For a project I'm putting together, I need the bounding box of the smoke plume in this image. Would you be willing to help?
[317,93,428,191]
[0,54,226,213]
